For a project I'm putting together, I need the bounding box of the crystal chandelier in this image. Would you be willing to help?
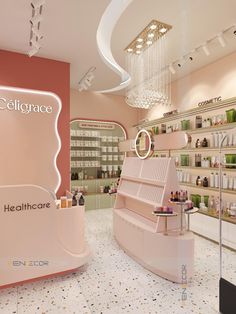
[125,20,172,109]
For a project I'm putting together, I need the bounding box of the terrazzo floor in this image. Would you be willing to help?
[1,208,236,314]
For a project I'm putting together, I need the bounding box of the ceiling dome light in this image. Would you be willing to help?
[146,40,152,45]
[148,33,155,38]
[136,44,142,49]
[137,38,143,42]
[136,50,141,54]
[159,27,167,33]
[127,48,133,52]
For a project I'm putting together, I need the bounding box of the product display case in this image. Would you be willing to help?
[70,120,126,209]
[139,97,236,249]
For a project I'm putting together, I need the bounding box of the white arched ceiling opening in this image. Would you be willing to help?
[96,0,133,93]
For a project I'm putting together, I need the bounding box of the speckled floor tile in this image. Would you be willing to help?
[1,208,235,313]
[0,287,17,313]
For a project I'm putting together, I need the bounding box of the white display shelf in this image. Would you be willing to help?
[179,182,236,195]
[187,122,236,134]
[171,145,236,153]
[176,166,236,172]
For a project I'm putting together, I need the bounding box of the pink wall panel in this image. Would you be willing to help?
[0,49,70,196]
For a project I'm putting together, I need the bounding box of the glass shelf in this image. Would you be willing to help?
[176,166,236,172]
[179,182,236,195]
[198,209,236,225]
[171,145,236,153]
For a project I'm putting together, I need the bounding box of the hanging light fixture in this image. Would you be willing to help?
[125,20,172,109]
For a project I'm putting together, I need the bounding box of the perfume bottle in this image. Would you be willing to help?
[195,139,201,148]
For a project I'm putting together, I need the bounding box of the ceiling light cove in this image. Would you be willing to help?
[96,0,133,93]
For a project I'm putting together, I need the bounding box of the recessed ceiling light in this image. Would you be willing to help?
[146,40,152,45]
[136,44,142,49]
[148,33,155,38]
[159,27,167,33]
[136,50,141,54]
[150,24,157,30]
[127,48,133,52]
[137,38,143,42]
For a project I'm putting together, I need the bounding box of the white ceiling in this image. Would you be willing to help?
[0,0,236,94]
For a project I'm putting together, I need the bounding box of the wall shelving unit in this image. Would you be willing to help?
[138,97,236,249]
[70,120,125,210]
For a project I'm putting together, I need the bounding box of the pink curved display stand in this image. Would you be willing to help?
[0,185,90,288]
[113,157,194,283]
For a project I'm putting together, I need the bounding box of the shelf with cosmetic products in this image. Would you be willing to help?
[70,120,125,210]
[138,97,236,234]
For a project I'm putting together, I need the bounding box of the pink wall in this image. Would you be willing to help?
[0,49,70,196]
[70,89,139,138]
[141,51,236,121]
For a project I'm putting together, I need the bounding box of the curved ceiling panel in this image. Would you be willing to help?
[96,0,133,93]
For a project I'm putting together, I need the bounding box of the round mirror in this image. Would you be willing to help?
[135,129,154,159]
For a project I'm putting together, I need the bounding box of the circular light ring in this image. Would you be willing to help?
[135,129,154,159]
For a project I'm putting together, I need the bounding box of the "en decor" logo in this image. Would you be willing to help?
[0,97,53,114]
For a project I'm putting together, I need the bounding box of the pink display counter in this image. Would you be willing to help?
[0,185,90,288]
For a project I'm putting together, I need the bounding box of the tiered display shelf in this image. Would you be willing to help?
[113,157,194,283]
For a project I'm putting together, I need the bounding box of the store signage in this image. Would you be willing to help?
[163,109,178,117]
[0,97,53,114]
[3,202,51,212]
[79,121,115,130]
[198,96,222,107]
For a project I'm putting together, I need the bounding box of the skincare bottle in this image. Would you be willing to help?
[202,138,208,147]
[195,139,200,148]
[223,173,228,189]
[196,176,201,186]
[210,173,215,188]
[72,194,77,206]
[202,177,208,187]
[215,173,219,188]
[78,195,85,206]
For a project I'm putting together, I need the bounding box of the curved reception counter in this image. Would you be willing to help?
[0,185,90,288]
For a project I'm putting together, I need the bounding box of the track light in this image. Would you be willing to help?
[30,14,43,25]
[28,47,39,57]
[78,67,96,92]
[31,0,45,9]
[32,27,43,39]
[168,64,176,74]
[217,33,226,47]
[30,38,41,50]
[202,44,210,56]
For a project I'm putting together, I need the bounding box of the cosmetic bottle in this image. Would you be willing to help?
[214,132,219,148]
[208,196,215,213]
[195,154,201,167]
[223,173,228,189]
[72,194,77,206]
[202,138,208,147]
[210,173,215,188]
[195,139,201,148]
[202,177,208,187]
[71,173,75,180]
[78,195,85,206]
[195,115,202,128]
[196,176,201,186]
[215,172,219,188]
